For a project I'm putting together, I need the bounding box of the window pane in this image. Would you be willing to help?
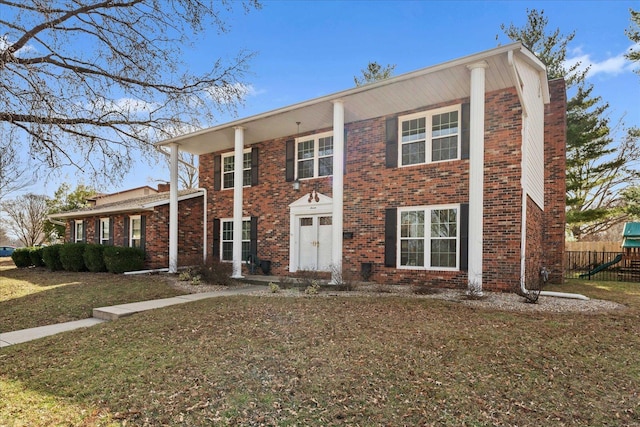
[401,239,424,266]
[242,220,251,241]
[223,172,234,189]
[431,239,457,267]
[432,111,458,137]
[242,242,250,261]
[222,242,233,261]
[223,156,234,172]
[298,159,314,179]
[222,221,233,241]
[318,137,333,156]
[401,211,424,238]
[131,218,141,239]
[432,135,458,161]
[402,141,425,165]
[243,169,252,187]
[243,152,252,169]
[298,140,314,159]
[431,209,457,237]
[318,157,333,177]
[401,118,426,143]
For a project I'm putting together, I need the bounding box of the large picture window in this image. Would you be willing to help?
[296,132,333,179]
[221,219,251,261]
[400,106,460,166]
[399,205,459,270]
[222,150,252,189]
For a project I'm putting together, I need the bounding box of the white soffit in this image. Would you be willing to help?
[158,43,545,155]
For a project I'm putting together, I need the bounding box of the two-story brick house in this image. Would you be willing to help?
[156,42,566,293]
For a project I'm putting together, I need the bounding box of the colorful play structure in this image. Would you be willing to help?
[579,222,640,281]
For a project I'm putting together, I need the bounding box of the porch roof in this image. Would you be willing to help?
[157,42,549,155]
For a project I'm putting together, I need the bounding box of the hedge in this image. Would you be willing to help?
[103,246,145,274]
[42,244,64,271]
[83,244,107,273]
[59,242,87,272]
[11,248,32,268]
[29,247,45,267]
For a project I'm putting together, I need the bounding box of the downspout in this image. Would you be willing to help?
[156,147,208,264]
[508,50,589,301]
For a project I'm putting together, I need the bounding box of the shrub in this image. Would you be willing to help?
[194,256,234,285]
[42,244,64,271]
[59,243,88,272]
[83,244,107,273]
[11,248,32,268]
[103,246,145,274]
[29,247,45,267]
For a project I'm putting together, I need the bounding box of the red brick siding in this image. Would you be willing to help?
[63,195,204,270]
[200,84,566,292]
[543,79,567,283]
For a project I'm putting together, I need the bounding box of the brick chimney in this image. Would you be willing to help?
[158,183,170,192]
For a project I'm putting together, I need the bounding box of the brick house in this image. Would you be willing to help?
[154,42,566,293]
[49,184,206,270]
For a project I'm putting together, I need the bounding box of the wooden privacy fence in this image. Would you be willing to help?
[565,241,622,252]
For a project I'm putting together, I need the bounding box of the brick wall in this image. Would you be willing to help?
[543,78,567,283]
[64,195,204,270]
[200,83,567,292]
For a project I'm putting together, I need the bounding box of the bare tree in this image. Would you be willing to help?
[0,0,260,181]
[177,152,199,190]
[1,193,49,246]
[0,138,32,202]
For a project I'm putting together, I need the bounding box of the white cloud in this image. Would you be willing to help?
[565,44,638,79]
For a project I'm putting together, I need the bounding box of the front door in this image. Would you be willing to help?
[298,215,332,271]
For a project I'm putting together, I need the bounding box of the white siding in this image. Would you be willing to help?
[515,56,545,209]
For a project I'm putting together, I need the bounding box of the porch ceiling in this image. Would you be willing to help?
[158,43,546,155]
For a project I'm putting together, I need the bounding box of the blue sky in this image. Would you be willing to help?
[38,0,640,194]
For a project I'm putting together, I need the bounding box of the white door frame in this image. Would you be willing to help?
[288,191,333,272]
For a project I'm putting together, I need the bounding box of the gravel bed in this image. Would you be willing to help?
[163,276,625,314]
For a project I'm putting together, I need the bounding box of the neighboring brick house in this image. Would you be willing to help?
[139,43,566,293]
[49,185,205,270]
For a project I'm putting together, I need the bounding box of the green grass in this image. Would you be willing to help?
[1,262,640,426]
[0,258,186,332]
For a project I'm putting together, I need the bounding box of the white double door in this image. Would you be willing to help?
[298,214,333,271]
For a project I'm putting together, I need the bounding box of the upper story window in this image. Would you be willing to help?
[400,106,460,166]
[296,132,333,179]
[74,221,85,243]
[222,150,252,189]
[398,205,459,270]
[129,215,142,248]
[99,218,110,245]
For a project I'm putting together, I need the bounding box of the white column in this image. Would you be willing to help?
[467,61,488,295]
[331,100,344,284]
[232,127,245,278]
[169,143,179,273]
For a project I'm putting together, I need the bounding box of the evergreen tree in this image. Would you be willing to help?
[501,9,640,240]
[625,8,640,73]
[354,62,396,86]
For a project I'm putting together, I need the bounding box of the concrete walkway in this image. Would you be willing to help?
[0,285,262,348]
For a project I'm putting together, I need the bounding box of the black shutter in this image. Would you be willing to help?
[70,220,76,243]
[251,147,259,186]
[95,219,100,244]
[213,155,221,191]
[459,203,469,271]
[212,219,220,260]
[140,215,146,252]
[285,139,295,182]
[82,220,87,243]
[461,103,470,160]
[384,208,397,267]
[385,117,398,168]
[123,216,129,247]
[108,218,114,246]
[250,216,258,257]
[343,128,348,175]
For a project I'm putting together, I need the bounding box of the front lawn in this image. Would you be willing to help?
[1,269,639,426]
[0,258,186,332]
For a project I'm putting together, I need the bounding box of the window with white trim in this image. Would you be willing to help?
[296,132,333,179]
[399,205,459,270]
[99,218,110,245]
[222,150,252,189]
[400,106,460,166]
[74,221,85,243]
[129,215,142,248]
[221,219,250,261]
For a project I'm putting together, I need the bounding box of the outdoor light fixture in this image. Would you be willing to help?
[292,179,300,191]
